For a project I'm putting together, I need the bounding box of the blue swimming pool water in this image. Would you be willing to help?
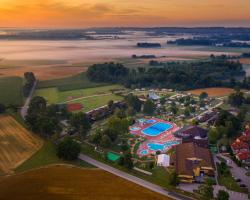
[145,119,156,124]
[140,150,149,155]
[147,141,180,151]
[142,122,173,136]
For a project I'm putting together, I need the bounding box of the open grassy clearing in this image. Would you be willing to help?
[0,165,170,200]
[34,85,124,111]
[0,115,43,174]
[15,141,93,173]
[187,87,234,97]
[0,76,23,106]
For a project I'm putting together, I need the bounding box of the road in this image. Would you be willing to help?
[79,154,194,200]
[20,80,37,119]
[219,154,250,191]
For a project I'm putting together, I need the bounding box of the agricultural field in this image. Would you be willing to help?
[37,73,106,90]
[186,87,234,97]
[0,115,43,174]
[0,165,170,200]
[0,76,24,106]
[34,84,124,112]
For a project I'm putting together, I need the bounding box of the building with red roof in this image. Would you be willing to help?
[231,127,250,164]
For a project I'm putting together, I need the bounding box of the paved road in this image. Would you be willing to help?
[79,154,193,200]
[20,80,37,119]
[214,185,248,200]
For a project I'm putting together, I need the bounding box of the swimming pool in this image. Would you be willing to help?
[140,150,149,155]
[130,126,141,131]
[147,141,180,151]
[142,122,173,136]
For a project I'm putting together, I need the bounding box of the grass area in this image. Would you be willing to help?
[0,76,23,106]
[37,73,106,90]
[0,165,170,200]
[16,141,93,173]
[35,84,124,111]
[73,94,123,112]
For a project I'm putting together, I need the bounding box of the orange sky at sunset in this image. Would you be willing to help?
[0,0,249,28]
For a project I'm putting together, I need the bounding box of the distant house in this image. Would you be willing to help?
[148,90,160,101]
[170,143,215,183]
[174,126,208,148]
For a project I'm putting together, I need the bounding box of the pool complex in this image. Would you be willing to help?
[142,122,173,136]
[129,118,180,157]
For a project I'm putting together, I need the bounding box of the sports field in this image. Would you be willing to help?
[35,84,124,111]
[0,165,171,200]
[0,76,23,105]
[0,115,43,174]
[187,87,234,97]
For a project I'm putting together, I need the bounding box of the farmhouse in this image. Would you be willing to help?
[170,142,215,183]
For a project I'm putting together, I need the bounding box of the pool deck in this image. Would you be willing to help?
[129,118,180,157]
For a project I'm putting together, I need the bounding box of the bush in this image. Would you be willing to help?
[57,138,81,161]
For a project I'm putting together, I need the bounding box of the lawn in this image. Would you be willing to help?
[0,76,24,106]
[0,165,170,200]
[16,141,93,173]
[34,84,124,111]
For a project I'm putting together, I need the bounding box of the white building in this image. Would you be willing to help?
[157,154,170,167]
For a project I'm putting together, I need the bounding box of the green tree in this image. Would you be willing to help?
[143,99,155,115]
[167,170,179,186]
[100,135,112,148]
[57,138,81,161]
[198,179,214,200]
[184,107,190,117]
[69,112,91,137]
[199,92,208,100]
[217,190,229,200]
[123,151,134,169]
[0,104,6,113]
[125,94,142,112]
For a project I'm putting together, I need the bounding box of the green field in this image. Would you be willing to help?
[34,84,124,111]
[37,73,106,90]
[0,76,23,106]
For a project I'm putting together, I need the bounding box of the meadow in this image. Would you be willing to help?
[0,115,43,174]
[0,165,171,200]
[0,76,23,106]
[35,84,124,111]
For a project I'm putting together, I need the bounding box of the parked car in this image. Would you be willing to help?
[240,184,246,187]
[235,178,241,182]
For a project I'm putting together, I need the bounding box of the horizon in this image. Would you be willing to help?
[0,0,250,28]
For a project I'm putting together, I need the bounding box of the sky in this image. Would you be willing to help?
[0,0,250,28]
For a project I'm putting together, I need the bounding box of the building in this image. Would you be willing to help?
[157,154,170,167]
[170,143,215,183]
[231,127,250,164]
[148,90,160,101]
[174,126,208,148]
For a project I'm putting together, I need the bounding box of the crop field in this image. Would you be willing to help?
[187,87,234,97]
[0,115,43,174]
[0,76,23,106]
[0,165,170,200]
[37,73,105,90]
[35,85,124,111]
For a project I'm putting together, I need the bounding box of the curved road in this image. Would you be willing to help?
[79,154,194,200]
